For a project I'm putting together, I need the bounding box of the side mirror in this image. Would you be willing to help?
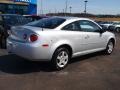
[100,25,107,30]
[99,25,107,33]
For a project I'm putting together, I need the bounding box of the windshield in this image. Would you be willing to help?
[3,15,31,26]
[26,17,66,29]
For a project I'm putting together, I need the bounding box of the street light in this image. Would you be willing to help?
[84,0,88,14]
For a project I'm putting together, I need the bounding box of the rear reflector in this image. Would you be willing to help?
[30,34,38,42]
[42,44,49,47]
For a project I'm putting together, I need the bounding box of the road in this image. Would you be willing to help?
[0,33,120,90]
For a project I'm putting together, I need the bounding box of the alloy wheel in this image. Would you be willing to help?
[56,51,69,68]
[107,41,114,54]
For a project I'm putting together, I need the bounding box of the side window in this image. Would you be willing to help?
[62,21,81,31]
[79,20,100,32]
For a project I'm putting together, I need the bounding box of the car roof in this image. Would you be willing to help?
[53,16,99,30]
[51,16,91,21]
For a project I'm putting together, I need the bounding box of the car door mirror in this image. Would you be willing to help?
[99,27,107,33]
[95,28,106,34]
[101,25,107,30]
[97,25,106,33]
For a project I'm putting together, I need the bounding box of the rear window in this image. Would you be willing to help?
[26,17,66,29]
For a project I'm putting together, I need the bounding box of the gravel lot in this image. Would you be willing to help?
[0,33,120,90]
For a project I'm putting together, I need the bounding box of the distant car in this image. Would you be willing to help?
[96,21,113,30]
[109,22,120,32]
[24,15,48,21]
[0,14,31,48]
[7,17,116,70]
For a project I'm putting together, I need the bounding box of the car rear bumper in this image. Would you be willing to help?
[7,38,52,61]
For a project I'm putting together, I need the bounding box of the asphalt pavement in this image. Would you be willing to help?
[0,33,120,90]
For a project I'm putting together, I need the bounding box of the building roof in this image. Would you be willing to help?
[0,0,28,5]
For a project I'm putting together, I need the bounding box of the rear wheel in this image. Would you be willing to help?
[1,37,6,49]
[51,47,70,70]
[105,40,114,55]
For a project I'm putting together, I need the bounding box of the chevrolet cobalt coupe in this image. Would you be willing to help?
[7,17,116,70]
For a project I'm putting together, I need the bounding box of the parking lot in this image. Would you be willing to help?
[0,33,119,90]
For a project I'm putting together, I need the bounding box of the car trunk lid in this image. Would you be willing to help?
[9,26,43,43]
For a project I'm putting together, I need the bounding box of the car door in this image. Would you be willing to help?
[78,20,106,52]
[61,21,91,54]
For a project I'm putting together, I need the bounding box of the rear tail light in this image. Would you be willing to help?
[30,34,38,42]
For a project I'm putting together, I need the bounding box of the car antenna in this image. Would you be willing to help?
[42,27,44,31]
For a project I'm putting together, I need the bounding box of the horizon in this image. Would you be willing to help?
[37,0,120,15]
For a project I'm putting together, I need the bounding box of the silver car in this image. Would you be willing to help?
[7,17,116,70]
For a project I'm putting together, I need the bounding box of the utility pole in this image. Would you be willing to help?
[84,0,88,14]
[63,9,65,13]
[69,6,72,13]
[65,0,68,16]
[41,0,43,15]
[49,10,51,14]
[54,8,57,14]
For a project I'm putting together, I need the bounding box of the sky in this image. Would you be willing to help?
[37,0,120,15]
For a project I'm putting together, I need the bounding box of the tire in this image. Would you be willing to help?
[105,40,114,55]
[116,27,120,33]
[1,37,6,49]
[51,47,70,70]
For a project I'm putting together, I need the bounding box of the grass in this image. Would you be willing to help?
[91,17,120,21]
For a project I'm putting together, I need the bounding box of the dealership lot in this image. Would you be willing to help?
[0,33,119,90]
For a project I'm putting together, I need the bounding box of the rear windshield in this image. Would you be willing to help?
[26,17,66,29]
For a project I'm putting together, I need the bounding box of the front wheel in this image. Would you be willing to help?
[105,40,114,55]
[51,47,70,70]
